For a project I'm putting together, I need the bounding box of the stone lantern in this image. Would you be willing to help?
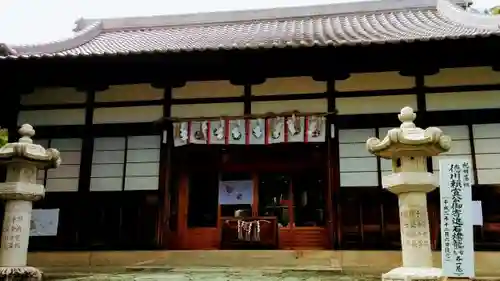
[366,107,451,281]
[0,124,61,280]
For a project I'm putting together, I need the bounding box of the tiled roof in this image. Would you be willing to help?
[2,0,500,60]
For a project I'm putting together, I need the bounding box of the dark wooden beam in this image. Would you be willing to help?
[326,79,340,249]
[157,85,173,249]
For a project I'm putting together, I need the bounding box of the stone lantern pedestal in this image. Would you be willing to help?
[366,107,451,281]
[0,124,61,281]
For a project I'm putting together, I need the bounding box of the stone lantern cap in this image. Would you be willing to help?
[366,107,451,159]
[0,124,61,169]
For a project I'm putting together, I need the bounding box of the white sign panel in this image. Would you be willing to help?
[472,201,483,226]
[439,159,475,278]
[30,209,60,237]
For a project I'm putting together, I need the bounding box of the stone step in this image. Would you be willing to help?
[137,250,341,269]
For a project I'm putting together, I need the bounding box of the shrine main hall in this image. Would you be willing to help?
[1,0,500,274]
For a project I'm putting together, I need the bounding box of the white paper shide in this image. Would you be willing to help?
[210,119,226,145]
[306,116,326,142]
[267,117,285,144]
[439,158,475,278]
[287,114,305,143]
[171,114,328,146]
[190,121,208,144]
[229,119,246,145]
[249,119,265,145]
[173,122,189,147]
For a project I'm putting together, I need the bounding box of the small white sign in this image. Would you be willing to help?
[439,159,475,278]
[472,201,483,226]
[30,209,60,237]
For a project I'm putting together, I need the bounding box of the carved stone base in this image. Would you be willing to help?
[382,267,443,281]
[0,266,42,281]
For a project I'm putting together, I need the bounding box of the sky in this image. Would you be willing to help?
[0,0,497,45]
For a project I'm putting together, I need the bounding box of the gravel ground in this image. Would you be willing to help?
[49,271,379,281]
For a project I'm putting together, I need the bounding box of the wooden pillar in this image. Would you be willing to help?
[156,84,173,249]
[177,174,189,249]
[75,87,96,248]
[415,73,441,251]
[326,79,339,249]
[251,173,259,217]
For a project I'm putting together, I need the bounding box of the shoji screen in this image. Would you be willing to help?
[432,126,473,183]
[91,137,126,191]
[378,127,395,179]
[473,124,500,185]
[124,136,160,191]
[35,138,82,192]
[339,129,379,187]
[91,136,160,192]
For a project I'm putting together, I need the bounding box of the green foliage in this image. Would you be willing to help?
[0,129,8,148]
[490,6,500,14]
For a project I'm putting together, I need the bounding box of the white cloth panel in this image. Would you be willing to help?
[44,138,82,192]
[339,129,378,187]
[473,123,500,184]
[90,137,126,191]
[124,135,161,191]
[433,126,474,184]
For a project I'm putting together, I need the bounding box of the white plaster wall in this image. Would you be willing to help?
[18,109,86,126]
[95,84,163,102]
[336,95,417,115]
[173,80,243,99]
[426,90,500,111]
[251,99,327,114]
[93,106,163,124]
[21,87,86,105]
[425,67,500,87]
[252,77,326,96]
[336,71,414,92]
[171,103,244,118]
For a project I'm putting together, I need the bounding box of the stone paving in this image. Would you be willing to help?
[49,270,379,281]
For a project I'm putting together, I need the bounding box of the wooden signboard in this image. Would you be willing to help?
[439,159,475,278]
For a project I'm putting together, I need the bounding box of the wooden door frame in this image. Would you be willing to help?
[177,173,189,249]
[173,145,335,250]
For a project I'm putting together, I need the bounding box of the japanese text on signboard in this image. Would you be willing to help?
[439,159,474,278]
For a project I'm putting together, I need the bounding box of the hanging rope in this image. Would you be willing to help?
[157,110,338,123]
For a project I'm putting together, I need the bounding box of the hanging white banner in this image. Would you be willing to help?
[249,119,265,145]
[228,119,246,145]
[173,122,189,147]
[286,115,305,143]
[209,119,226,145]
[172,115,327,146]
[267,117,285,144]
[439,158,475,278]
[190,121,208,144]
[306,116,326,143]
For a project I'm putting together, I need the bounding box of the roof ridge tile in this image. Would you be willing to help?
[1,0,498,60]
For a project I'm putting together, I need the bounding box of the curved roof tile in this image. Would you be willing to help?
[1,0,499,60]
